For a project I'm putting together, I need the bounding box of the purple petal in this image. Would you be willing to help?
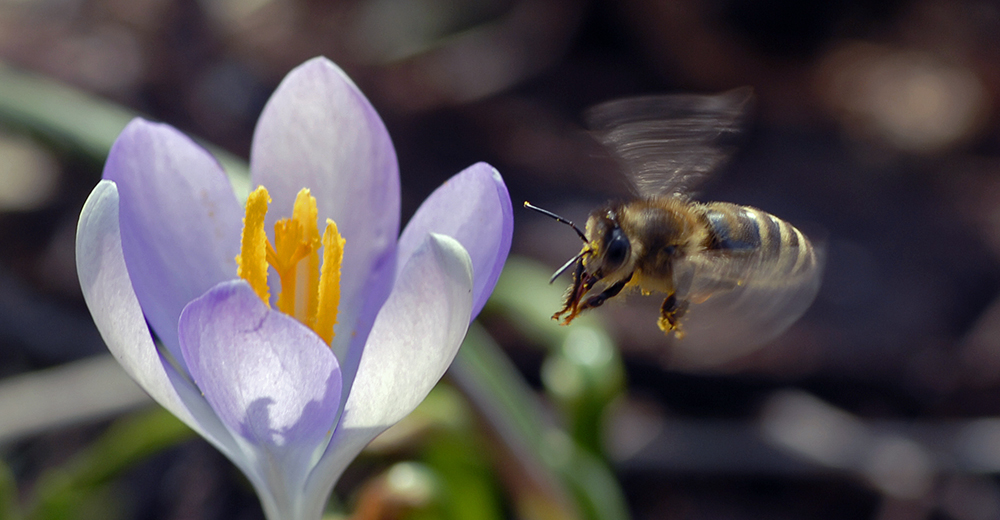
[397,162,513,318]
[178,280,342,451]
[302,233,473,519]
[103,119,243,362]
[249,56,400,382]
[76,180,241,459]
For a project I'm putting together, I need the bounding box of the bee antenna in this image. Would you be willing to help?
[549,251,585,283]
[523,201,588,243]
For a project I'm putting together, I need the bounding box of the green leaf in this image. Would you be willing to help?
[0,458,23,520]
[30,408,195,520]
[452,322,630,520]
[0,63,250,197]
[486,257,626,454]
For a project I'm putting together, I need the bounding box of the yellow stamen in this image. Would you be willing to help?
[270,190,321,319]
[292,190,321,328]
[236,186,271,305]
[315,219,345,346]
[235,186,345,346]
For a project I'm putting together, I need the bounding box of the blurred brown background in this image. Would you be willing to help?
[2,0,1000,518]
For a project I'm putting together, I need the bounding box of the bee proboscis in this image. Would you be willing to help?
[527,88,822,362]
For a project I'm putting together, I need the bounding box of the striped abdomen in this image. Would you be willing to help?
[700,202,815,280]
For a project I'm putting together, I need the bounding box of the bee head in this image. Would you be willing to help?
[583,207,633,282]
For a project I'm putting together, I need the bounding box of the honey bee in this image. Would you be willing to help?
[527,88,822,358]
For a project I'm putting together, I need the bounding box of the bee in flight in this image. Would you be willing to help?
[526,88,822,358]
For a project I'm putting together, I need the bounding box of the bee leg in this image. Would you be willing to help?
[553,261,591,324]
[657,294,690,338]
[578,277,630,312]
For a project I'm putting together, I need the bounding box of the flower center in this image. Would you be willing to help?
[235,186,344,345]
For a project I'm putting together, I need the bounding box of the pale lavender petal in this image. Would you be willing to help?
[250,57,400,387]
[178,280,344,520]
[301,233,473,520]
[178,280,342,451]
[397,162,513,318]
[103,118,243,362]
[76,180,241,461]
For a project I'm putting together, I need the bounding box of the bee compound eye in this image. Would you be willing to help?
[605,228,630,267]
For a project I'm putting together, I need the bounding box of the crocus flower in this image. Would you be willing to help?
[75,57,513,520]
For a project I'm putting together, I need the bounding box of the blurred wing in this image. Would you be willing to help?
[667,241,824,368]
[586,87,753,198]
